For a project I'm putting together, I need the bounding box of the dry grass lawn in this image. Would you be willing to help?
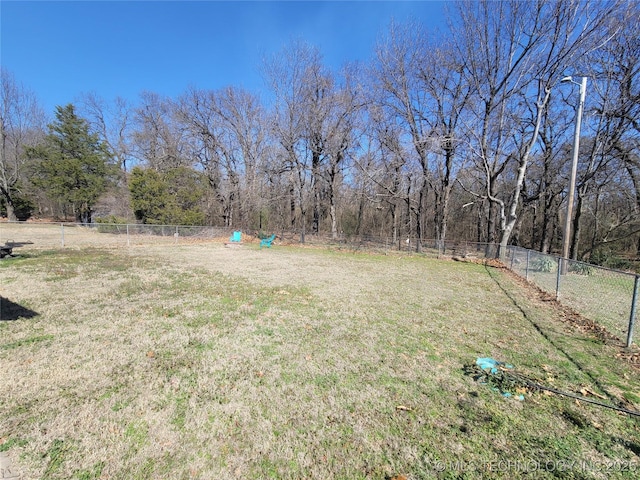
[1,234,639,479]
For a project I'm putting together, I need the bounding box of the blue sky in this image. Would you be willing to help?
[2,1,448,113]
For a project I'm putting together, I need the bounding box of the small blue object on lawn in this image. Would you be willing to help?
[230,231,242,243]
[475,357,524,400]
[260,234,276,249]
[476,357,513,374]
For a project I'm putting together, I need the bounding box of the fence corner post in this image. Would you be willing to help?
[626,275,640,348]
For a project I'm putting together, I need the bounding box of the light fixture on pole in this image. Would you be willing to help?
[560,75,587,273]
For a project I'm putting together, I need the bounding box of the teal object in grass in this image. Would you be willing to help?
[260,234,276,248]
[475,357,524,400]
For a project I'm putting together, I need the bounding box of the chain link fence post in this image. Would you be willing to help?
[525,249,531,281]
[60,223,65,248]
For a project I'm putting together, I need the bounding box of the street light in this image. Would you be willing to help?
[560,75,587,273]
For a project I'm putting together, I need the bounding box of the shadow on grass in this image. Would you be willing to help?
[0,296,39,321]
[483,264,622,406]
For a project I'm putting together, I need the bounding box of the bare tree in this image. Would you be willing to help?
[297,62,363,239]
[372,21,433,252]
[301,57,332,235]
[325,67,363,239]
[415,41,473,249]
[265,41,323,242]
[575,3,640,259]
[78,93,134,218]
[452,0,621,255]
[174,87,226,224]
[79,93,133,173]
[0,68,45,220]
[217,87,268,229]
[525,102,572,253]
[360,102,412,246]
[132,91,187,171]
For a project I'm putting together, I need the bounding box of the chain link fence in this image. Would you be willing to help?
[410,240,637,348]
[1,222,637,347]
[420,239,638,348]
[0,221,237,250]
[502,245,638,348]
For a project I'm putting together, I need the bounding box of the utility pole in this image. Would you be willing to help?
[561,75,587,273]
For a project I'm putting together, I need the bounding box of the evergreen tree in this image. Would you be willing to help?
[129,167,169,224]
[28,104,113,223]
[129,166,206,225]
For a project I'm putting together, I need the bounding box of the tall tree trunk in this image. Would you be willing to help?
[435,148,454,251]
[289,178,296,230]
[416,173,428,253]
[540,209,552,253]
[391,201,398,245]
[570,191,585,260]
[499,86,550,251]
[404,181,412,251]
[0,130,18,221]
[330,203,337,239]
[312,148,322,234]
[355,187,366,237]
[299,207,306,244]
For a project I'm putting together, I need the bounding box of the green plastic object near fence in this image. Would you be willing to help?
[230,231,242,243]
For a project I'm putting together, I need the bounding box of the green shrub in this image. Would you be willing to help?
[13,195,35,221]
[568,262,593,275]
[0,193,35,221]
[532,257,556,272]
[590,248,635,271]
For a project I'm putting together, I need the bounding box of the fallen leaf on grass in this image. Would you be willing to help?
[616,352,640,364]
[146,350,155,358]
[396,405,412,412]
[579,387,606,399]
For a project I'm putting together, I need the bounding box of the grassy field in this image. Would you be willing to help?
[1,241,639,479]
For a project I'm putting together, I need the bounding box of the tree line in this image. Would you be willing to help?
[1,0,639,266]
